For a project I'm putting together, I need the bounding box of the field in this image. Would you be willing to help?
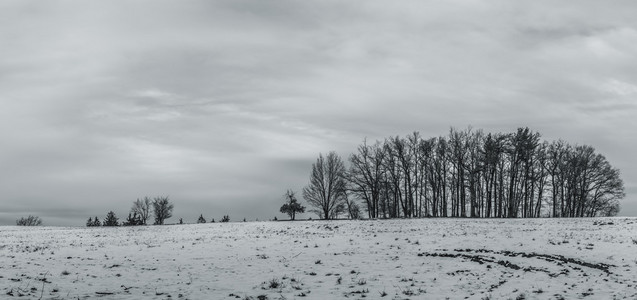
[1,218,636,299]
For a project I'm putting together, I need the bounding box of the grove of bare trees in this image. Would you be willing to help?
[315,127,623,219]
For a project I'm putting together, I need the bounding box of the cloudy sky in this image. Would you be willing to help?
[2,1,636,226]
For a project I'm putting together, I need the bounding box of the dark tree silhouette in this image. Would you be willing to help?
[221,215,230,222]
[303,151,348,220]
[341,127,624,219]
[280,190,305,220]
[152,196,173,225]
[348,140,386,219]
[131,197,152,225]
[123,212,142,226]
[103,211,119,226]
[197,214,206,223]
[16,215,42,226]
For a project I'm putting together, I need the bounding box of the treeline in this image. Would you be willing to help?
[86,196,174,227]
[85,196,235,227]
[305,127,624,220]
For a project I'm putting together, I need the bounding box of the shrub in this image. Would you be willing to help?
[16,215,42,226]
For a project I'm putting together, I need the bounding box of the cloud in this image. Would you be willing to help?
[1,0,637,225]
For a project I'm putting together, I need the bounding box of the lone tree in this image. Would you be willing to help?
[153,196,174,225]
[16,215,42,226]
[197,214,206,223]
[279,190,305,220]
[131,197,152,225]
[103,211,119,226]
[303,151,348,220]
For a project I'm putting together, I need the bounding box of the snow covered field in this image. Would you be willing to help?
[1,218,636,299]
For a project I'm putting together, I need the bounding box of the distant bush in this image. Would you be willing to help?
[221,215,230,222]
[16,215,42,226]
[197,214,206,223]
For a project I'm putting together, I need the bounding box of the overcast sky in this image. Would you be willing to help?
[2,1,636,226]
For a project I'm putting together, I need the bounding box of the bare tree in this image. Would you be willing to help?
[131,197,152,225]
[349,140,386,218]
[16,215,42,226]
[152,196,174,225]
[280,190,305,220]
[303,152,348,220]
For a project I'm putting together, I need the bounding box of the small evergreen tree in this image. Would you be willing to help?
[123,212,142,226]
[86,217,93,227]
[197,214,206,223]
[221,215,230,222]
[280,190,305,220]
[103,211,119,227]
[179,218,183,224]
[93,216,101,227]
[211,218,215,223]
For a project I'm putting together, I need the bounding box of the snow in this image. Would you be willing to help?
[1,218,636,299]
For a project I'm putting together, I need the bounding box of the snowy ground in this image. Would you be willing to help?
[1,218,636,299]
